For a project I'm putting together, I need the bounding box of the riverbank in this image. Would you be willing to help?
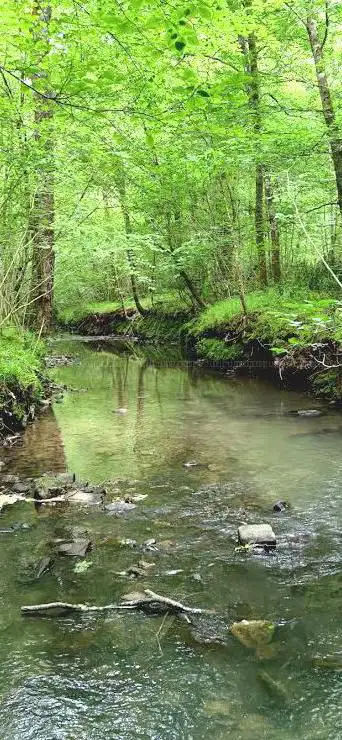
[0,329,48,442]
[58,290,342,402]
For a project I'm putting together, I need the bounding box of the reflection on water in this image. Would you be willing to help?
[1,340,342,739]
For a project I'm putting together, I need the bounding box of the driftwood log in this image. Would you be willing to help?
[21,589,213,619]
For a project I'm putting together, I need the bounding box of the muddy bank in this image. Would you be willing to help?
[58,306,342,403]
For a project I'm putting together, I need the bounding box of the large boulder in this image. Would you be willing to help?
[238,523,276,548]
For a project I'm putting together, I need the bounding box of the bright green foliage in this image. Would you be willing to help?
[0,329,44,389]
[0,0,341,323]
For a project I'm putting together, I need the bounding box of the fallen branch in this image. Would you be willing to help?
[144,589,213,615]
[21,589,213,618]
[21,601,141,616]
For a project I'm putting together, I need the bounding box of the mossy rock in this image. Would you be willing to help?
[230,619,276,649]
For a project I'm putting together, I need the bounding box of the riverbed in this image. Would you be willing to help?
[0,339,342,739]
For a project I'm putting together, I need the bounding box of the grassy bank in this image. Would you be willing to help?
[0,329,46,439]
[58,289,342,401]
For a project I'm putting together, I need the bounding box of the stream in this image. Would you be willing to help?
[1,338,342,739]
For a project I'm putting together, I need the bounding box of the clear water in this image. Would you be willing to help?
[1,339,342,739]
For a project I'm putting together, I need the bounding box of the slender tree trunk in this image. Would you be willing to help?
[264,172,281,283]
[115,173,147,316]
[165,211,206,309]
[306,16,342,218]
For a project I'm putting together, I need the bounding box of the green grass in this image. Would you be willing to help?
[0,328,44,390]
[190,289,342,351]
[58,292,190,324]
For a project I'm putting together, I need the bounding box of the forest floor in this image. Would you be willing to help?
[58,289,342,402]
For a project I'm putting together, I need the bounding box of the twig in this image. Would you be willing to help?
[155,612,168,655]
[21,601,140,615]
[310,353,342,369]
[144,589,213,615]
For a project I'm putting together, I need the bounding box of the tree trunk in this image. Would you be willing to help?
[166,211,206,309]
[115,173,147,317]
[240,26,267,286]
[264,172,281,283]
[306,16,342,218]
[255,163,267,286]
[29,2,55,332]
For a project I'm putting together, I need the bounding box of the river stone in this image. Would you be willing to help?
[121,591,148,603]
[1,474,19,485]
[272,500,289,513]
[297,409,323,417]
[257,669,289,703]
[57,539,92,557]
[230,619,276,649]
[12,481,31,494]
[238,524,276,548]
[66,489,103,506]
[34,473,74,500]
[105,500,136,515]
[0,493,24,511]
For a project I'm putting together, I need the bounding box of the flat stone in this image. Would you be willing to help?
[238,524,276,548]
[57,539,92,557]
[121,591,147,603]
[105,501,136,515]
[297,409,323,417]
[66,489,103,506]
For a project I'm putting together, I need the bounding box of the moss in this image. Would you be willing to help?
[196,338,244,361]
[312,370,342,400]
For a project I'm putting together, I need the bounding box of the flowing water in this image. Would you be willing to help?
[1,339,342,739]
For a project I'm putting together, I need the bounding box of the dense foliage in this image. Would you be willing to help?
[0,0,341,326]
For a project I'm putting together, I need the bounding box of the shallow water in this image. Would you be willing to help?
[1,340,342,739]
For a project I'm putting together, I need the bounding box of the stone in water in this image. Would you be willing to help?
[238,524,276,548]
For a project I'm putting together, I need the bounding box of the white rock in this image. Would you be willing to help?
[238,524,276,548]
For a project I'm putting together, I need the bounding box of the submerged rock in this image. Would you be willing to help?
[105,500,136,515]
[183,461,207,469]
[257,669,289,703]
[121,591,147,603]
[238,524,276,548]
[230,619,276,649]
[57,538,92,557]
[36,555,54,579]
[290,409,323,417]
[45,355,76,368]
[312,654,342,670]
[272,500,289,513]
